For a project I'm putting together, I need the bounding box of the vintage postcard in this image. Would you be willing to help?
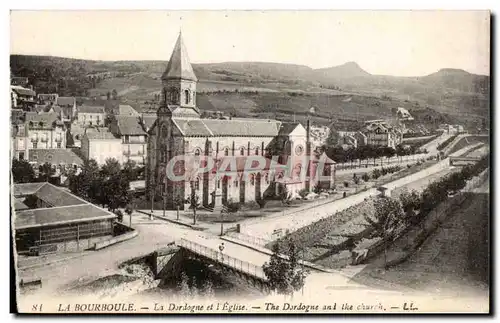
[9,10,490,314]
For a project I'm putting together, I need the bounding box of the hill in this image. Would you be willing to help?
[10,54,489,128]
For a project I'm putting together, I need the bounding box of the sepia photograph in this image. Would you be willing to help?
[9,10,491,314]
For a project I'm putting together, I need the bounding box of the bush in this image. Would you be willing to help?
[353,176,360,185]
[343,181,349,188]
[407,164,411,169]
[298,188,309,199]
[361,173,370,182]
[371,169,381,179]
[115,210,124,222]
[257,199,268,208]
[437,134,459,151]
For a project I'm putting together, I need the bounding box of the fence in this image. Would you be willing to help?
[226,231,271,248]
[177,238,267,280]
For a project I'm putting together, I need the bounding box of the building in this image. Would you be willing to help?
[54,96,77,123]
[335,131,367,148]
[11,117,29,160]
[77,105,106,127]
[11,76,29,87]
[396,107,414,121]
[11,86,36,110]
[81,128,123,165]
[37,93,59,105]
[25,112,67,149]
[364,121,403,148]
[13,182,116,255]
[146,33,334,210]
[109,116,147,165]
[28,148,83,176]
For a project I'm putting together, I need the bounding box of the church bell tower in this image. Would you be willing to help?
[160,31,198,110]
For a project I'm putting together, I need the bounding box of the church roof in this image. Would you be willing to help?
[170,118,282,137]
[278,122,301,136]
[161,33,198,82]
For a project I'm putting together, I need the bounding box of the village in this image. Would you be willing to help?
[11,29,490,312]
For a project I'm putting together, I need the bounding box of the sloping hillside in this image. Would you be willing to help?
[10,54,490,125]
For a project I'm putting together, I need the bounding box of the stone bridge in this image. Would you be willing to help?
[149,239,269,292]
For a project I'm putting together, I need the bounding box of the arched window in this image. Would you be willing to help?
[194,148,201,156]
[250,174,255,185]
[240,147,245,156]
[255,147,259,155]
[194,177,200,190]
[185,89,190,104]
[224,148,229,156]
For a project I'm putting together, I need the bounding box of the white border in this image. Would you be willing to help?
[1,1,498,322]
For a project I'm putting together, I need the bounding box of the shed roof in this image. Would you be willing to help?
[15,204,115,229]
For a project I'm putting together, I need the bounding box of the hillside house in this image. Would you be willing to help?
[364,121,403,148]
[37,93,59,105]
[11,86,36,110]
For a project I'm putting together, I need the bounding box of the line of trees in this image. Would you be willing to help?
[11,159,56,184]
[367,154,489,253]
[323,144,425,166]
[362,154,488,268]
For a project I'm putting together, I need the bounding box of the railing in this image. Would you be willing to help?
[177,238,267,280]
[226,231,271,248]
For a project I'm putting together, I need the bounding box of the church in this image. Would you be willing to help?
[145,33,335,210]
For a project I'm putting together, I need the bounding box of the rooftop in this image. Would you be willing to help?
[79,105,105,114]
[15,204,116,229]
[13,182,116,229]
[29,149,84,166]
[85,128,119,140]
[56,97,76,106]
[11,86,36,97]
[114,116,146,136]
[25,112,63,127]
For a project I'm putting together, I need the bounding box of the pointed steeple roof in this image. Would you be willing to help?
[162,32,198,82]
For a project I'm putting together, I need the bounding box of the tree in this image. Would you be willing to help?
[112,89,118,100]
[398,189,421,225]
[101,158,121,178]
[365,197,404,268]
[263,237,308,298]
[103,174,131,212]
[188,184,200,225]
[106,91,111,100]
[122,160,138,182]
[173,195,184,221]
[68,158,101,202]
[11,158,35,183]
[38,162,55,182]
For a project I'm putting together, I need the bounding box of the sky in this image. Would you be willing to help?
[10,10,490,76]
